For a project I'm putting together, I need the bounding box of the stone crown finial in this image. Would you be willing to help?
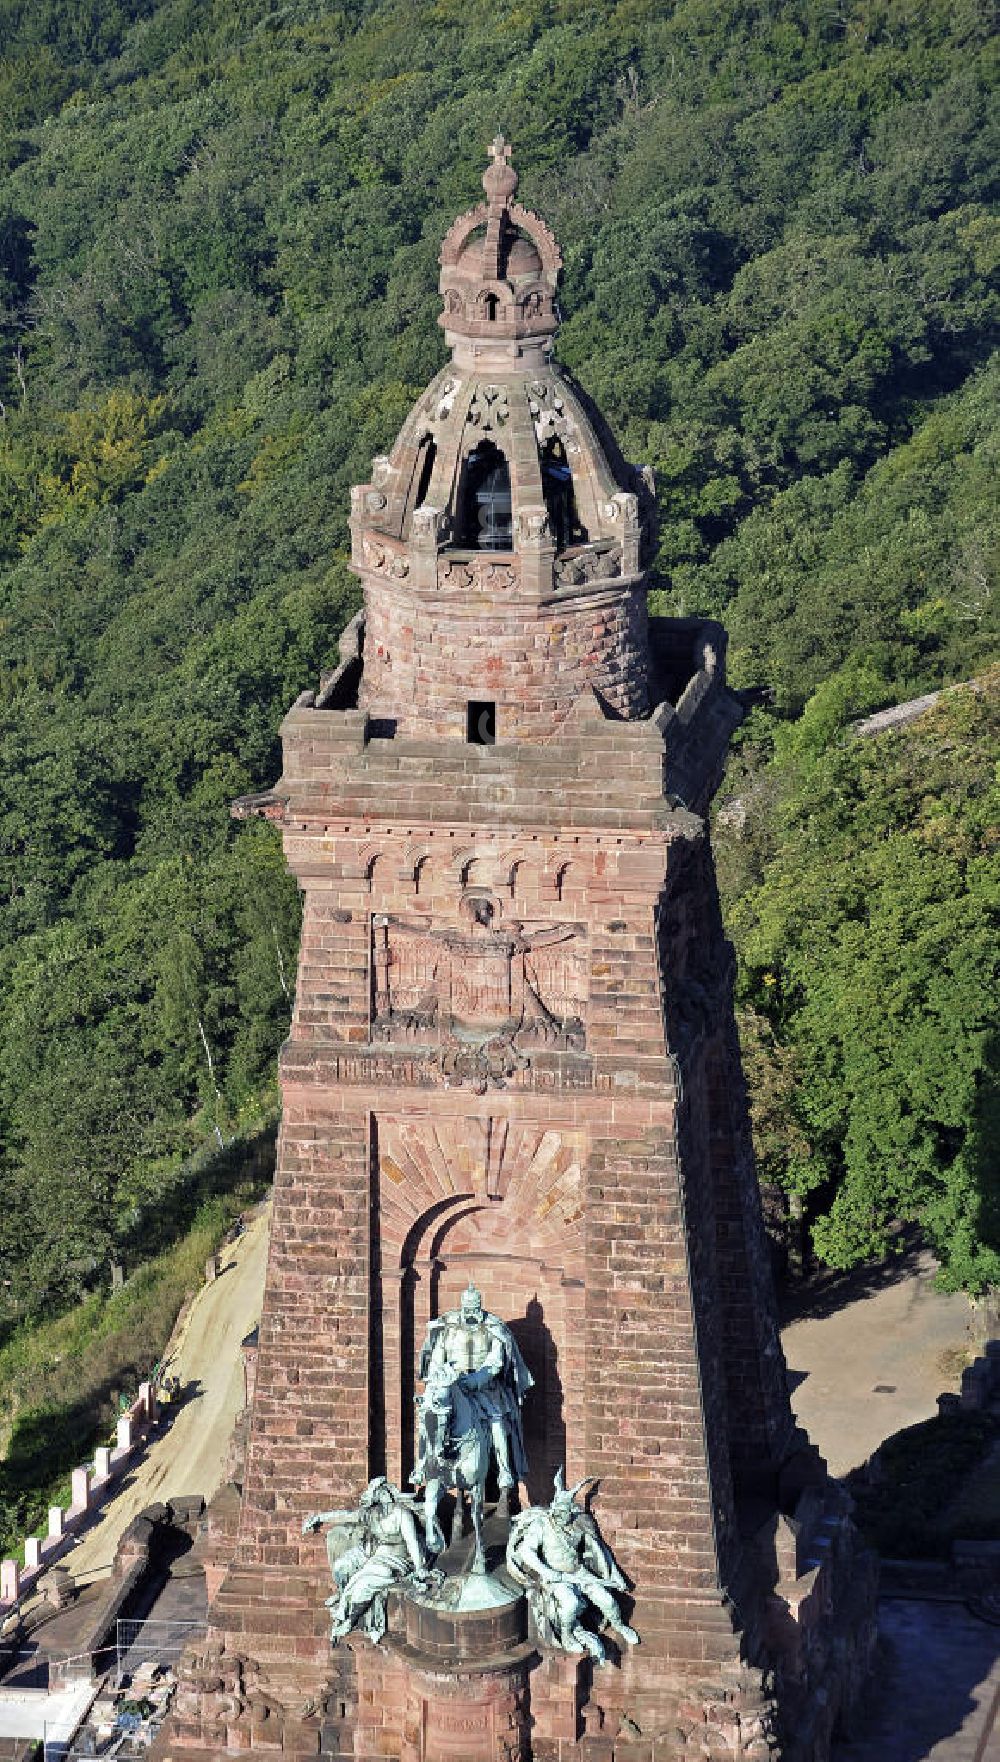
[484,134,518,209]
[438,139,563,353]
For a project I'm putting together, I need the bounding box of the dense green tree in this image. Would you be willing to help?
[718,672,1000,1290]
[0,0,995,1313]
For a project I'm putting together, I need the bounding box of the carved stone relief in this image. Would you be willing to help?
[528,379,580,456]
[371,907,586,1089]
[412,504,450,546]
[514,506,551,544]
[553,542,622,588]
[362,536,409,578]
[424,375,461,422]
[438,554,520,594]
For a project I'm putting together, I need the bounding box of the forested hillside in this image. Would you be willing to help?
[0,0,996,1314]
[718,674,999,1290]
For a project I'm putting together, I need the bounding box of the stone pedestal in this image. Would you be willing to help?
[402,1576,527,1661]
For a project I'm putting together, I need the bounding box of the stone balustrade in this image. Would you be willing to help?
[0,1378,158,1613]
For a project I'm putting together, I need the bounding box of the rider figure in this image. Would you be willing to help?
[417,1281,533,1497]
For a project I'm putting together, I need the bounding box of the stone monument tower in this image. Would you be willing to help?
[161,141,875,1762]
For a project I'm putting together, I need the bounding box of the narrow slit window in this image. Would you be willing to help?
[467,701,496,745]
[413,435,436,509]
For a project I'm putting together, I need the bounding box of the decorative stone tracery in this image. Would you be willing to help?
[438,555,520,594]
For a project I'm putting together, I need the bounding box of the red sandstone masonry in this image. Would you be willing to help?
[361,580,649,740]
[159,143,875,1762]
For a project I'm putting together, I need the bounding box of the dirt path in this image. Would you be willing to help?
[66,1205,270,1585]
[781,1247,977,1477]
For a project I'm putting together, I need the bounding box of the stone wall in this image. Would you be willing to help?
[237,1109,371,1564]
[360,577,649,740]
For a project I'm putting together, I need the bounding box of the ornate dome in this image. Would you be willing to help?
[346,139,657,741]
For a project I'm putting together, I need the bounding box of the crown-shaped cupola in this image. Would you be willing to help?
[348,139,656,742]
[438,135,562,366]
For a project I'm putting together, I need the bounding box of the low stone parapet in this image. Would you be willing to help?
[0,1380,159,1622]
[960,1344,1000,1410]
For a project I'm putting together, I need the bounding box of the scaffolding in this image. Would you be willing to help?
[6,1618,207,1760]
[113,1617,202,1682]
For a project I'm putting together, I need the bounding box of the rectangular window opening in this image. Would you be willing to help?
[467,700,496,745]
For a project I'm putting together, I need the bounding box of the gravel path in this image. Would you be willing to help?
[65,1206,270,1586]
[780,1247,977,1477]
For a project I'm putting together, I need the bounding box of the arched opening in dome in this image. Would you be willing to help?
[482,292,499,321]
[459,440,512,550]
[540,437,586,553]
[413,434,436,511]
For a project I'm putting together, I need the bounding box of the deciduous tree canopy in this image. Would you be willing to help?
[0,0,996,1310]
[718,672,999,1290]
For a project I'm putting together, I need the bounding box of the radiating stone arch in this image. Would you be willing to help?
[357,843,383,891]
[398,841,434,893]
[499,846,533,898]
[451,844,480,886]
[372,1114,587,1488]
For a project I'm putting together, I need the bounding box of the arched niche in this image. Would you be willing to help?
[429,1210,584,1504]
[371,1116,586,1496]
[540,435,587,553]
[404,432,437,532]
